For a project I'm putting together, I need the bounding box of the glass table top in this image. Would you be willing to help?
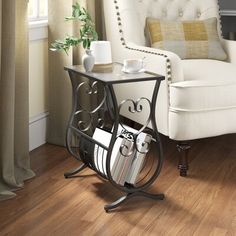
[65,63,164,84]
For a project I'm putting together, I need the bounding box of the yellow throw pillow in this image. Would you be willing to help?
[146,17,227,60]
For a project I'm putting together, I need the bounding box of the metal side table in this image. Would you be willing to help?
[64,62,165,212]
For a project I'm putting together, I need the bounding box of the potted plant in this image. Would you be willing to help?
[50,2,98,72]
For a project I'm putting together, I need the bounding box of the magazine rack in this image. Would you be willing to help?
[64,63,165,212]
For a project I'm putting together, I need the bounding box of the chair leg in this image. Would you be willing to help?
[176,142,191,177]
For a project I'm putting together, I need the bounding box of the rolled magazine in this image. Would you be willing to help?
[92,125,152,185]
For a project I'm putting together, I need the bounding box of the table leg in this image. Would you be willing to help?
[104,191,164,212]
[64,163,87,178]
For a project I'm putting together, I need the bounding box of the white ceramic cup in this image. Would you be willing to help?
[123,59,144,73]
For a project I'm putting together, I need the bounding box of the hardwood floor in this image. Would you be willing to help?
[0,134,236,236]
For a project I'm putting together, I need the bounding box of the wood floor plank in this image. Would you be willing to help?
[0,135,235,235]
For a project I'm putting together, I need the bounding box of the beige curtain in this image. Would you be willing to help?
[48,0,105,145]
[0,0,35,201]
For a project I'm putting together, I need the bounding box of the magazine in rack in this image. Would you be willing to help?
[92,125,152,186]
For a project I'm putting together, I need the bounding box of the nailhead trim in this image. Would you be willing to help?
[217,0,223,37]
[112,0,172,83]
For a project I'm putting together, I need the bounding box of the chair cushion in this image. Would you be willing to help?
[182,59,236,81]
[170,60,236,112]
[146,17,227,60]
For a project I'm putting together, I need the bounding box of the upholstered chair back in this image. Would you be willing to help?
[104,0,222,50]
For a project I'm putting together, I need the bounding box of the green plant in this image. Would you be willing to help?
[50,2,98,54]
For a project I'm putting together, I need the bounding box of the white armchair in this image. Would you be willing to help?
[103,0,236,176]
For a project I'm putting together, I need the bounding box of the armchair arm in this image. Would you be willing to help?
[222,39,236,65]
[123,43,184,83]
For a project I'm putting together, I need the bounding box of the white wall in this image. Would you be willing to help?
[29,39,48,117]
[29,24,49,151]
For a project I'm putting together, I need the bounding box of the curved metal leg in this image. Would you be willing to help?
[104,194,132,212]
[64,163,87,178]
[134,191,165,200]
[104,191,165,212]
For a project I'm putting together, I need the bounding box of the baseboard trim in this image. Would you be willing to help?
[29,112,49,151]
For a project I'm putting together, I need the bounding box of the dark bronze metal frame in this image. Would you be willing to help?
[64,68,165,212]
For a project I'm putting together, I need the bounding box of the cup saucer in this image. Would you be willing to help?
[122,67,145,74]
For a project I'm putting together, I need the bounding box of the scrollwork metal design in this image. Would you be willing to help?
[116,97,153,157]
[75,110,93,132]
[76,81,98,97]
[118,97,151,135]
[76,81,101,111]
[73,81,108,132]
[134,133,151,155]
[85,81,98,95]
[119,139,134,157]
[97,108,106,129]
[115,132,151,159]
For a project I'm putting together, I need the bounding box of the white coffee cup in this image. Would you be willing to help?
[123,59,144,73]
